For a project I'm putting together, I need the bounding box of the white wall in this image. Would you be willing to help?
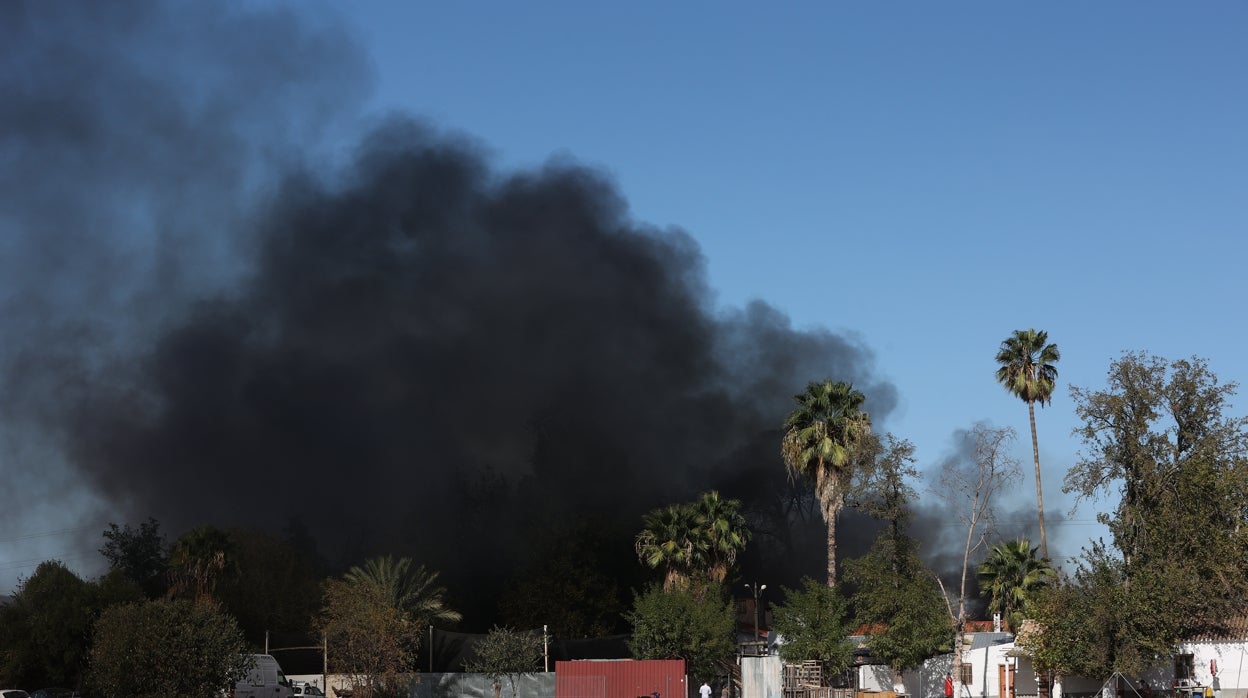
[900,640,1248,698]
[902,645,1036,698]
[1177,642,1248,698]
[859,664,897,692]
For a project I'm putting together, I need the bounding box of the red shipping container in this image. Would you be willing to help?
[556,659,687,698]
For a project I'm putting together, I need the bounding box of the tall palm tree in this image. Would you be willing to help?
[635,503,703,591]
[692,490,750,583]
[977,538,1055,632]
[781,379,871,587]
[995,329,1060,558]
[344,555,462,625]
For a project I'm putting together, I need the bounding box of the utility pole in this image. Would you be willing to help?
[744,582,766,647]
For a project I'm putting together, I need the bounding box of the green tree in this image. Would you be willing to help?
[100,518,168,599]
[499,520,624,638]
[844,436,949,672]
[977,539,1055,633]
[781,380,871,587]
[627,582,736,683]
[1024,544,1131,678]
[321,558,459,697]
[213,527,325,645]
[466,626,545,698]
[319,576,420,698]
[0,560,101,689]
[88,598,250,698]
[769,577,854,683]
[1063,353,1248,658]
[994,328,1060,558]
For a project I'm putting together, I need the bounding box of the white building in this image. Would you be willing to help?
[743,625,1248,698]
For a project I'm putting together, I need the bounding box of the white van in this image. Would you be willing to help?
[230,654,294,698]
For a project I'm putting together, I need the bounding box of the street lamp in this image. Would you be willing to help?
[744,582,766,645]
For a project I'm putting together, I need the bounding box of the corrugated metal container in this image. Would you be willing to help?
[557,659,687,698]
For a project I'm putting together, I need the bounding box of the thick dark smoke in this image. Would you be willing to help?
[0,0,369,584]
[1,1,903,625]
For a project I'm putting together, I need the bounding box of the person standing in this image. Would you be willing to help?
[701,682,712,698]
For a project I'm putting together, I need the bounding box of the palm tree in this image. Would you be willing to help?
[978,538,1055,632]
[635,503,703,591]
[994,329,1060,558]
[781,379,871,587]
[168,526,236,602]
[344,555,462,625]
[692,490,750,583]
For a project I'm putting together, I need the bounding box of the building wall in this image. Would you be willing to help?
[899,640,1248,698]
[902,647,1035,698]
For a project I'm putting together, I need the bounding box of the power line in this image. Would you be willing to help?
[0,523,107,544]
[0,550,98,572]
[0,523,105,544]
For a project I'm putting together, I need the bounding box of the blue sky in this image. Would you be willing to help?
[334,1,1248,561]
[3,1,1246,591]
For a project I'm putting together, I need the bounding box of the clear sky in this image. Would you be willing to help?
[3,1,1246,591]
[332,1,1248,559]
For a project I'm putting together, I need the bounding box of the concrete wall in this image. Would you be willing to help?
[286,672,556,698]
[741,655,784,698]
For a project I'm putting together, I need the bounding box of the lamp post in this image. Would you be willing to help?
[744,582,766,645]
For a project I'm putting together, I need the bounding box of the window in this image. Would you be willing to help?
[1176,654,1195,682]
[960,663,974,685]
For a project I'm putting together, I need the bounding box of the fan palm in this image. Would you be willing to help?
[978,538,1055,632]
[692,490,750,583]
[635,504,703,591]
[781,380,871,587]
[994,329,1060,558]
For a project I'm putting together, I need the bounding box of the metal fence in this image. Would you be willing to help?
[411,672,557,698]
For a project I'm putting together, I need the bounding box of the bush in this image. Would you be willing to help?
[88,598,249,698]
[627,583,735,683]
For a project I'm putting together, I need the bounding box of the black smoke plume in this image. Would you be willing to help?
[1,1,900,625]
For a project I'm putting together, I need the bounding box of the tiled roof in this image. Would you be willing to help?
[1185,616,1248,642]
[1014,617,1248,648]
[965,619,1010,633]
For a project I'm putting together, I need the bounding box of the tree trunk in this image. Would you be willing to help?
[826,505,838,587]
[1028,400,1048,559]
